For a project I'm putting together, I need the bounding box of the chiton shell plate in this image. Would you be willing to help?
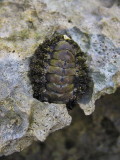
[29,34,90,107]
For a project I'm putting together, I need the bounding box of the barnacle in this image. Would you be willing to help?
[29,34,90,108]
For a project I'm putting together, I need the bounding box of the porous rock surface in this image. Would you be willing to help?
[1,88,120,160]
[0,0,120,156]
[0,52,71,156]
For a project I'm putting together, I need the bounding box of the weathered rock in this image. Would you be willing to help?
[67,28,120,115]
[0,52,71,156]
[1,88,120,160]
[0,0,120,156]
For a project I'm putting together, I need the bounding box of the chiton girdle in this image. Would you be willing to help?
[29,33,90,109]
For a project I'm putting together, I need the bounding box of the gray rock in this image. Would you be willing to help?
[0,0,120,156]
[0,53,71,156]
[65,27,120,115]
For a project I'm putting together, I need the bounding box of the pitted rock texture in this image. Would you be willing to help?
[0,0,120,156]
[1,88,120,160]
[0,53,71,156]
[31,102,71,142]
[66,28,120,115]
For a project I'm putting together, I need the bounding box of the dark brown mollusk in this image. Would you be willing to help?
[29,34,90,107]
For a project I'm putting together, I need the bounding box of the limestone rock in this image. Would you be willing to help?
[0,53,71,156]
[0,0,120,156]
[67,28,120,115]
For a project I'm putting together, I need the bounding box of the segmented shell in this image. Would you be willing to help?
[29,34,90,107]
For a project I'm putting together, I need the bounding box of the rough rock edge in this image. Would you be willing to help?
[0,0,120,156]
[0,52,71,156]
[66,27,120,115]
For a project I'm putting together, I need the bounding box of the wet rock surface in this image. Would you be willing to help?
[0,0,120,155]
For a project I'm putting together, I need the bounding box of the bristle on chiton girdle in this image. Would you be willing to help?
[29,34,90,108]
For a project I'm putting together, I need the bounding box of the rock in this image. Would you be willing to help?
[65,27,120,115]
[0,53,71,156]
[31,101,71,142]
[0,0,120,156]
[1,88,120,160]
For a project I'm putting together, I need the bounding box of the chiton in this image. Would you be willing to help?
[29,34,90,108]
